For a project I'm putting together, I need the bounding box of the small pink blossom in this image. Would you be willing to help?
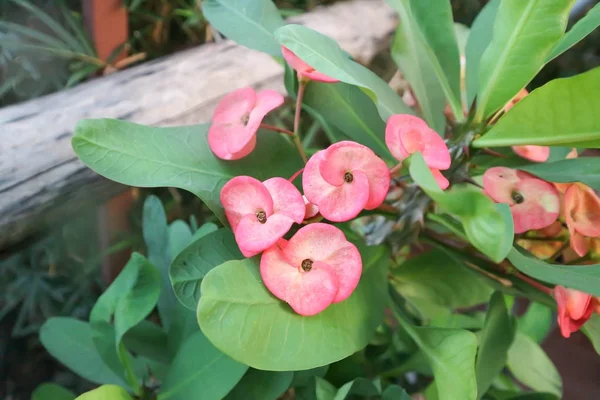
[385,114,451,170]
[303,141,390,222]
[260,223,361,316]
[554,285,594,338]
[564,184,600,256]
[208,87,284,160]
[483,167,560,234]
[512,145,550,162]
[282,46,338,83]
[220,176,305,257]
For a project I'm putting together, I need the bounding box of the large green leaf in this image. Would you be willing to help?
[475,0,574,121]
[302,82,392,159]
[32,384,76,400]
[508,247,600,297]
[39,317,126,386]
[202,0,284,56]
[274,24,411,121]
[474,67,600,148]
[475,292,516,398]
[170,228,244,311]
[72,119,303,224]
[387,0,462,122]
[159,331,247,400]
[391,249,492,318]
[465,0,500,107]
[520,158,600,190]
[396,316,478,400]
[197,243,389,370]
[225,369,293,400]
[409,152,513,262]
[122,320,171,365]
[76,385,133,400]
[547,2,600,61]
[507,332,562,397]
[390,11,445,133]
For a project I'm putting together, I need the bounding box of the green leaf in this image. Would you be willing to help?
[333,378,380,400]
[225,369,293,400]
[382,385,411,400]
[75,385,133,400]
[122,320,171,365]
[302,82,392,159]
[274,24,412,121]
[391,249,492,318]
[32,383,76,400]
[475,0,575,121]
[582,314,600,355]
[409,152,513,262]
[39,317,126,386]
[389,2,446,132]
[193,222,219,240]
[547,2,600,61]
[508,247,600,297]
[72,120,303,224]
[475,292,517,398]
[520,158,600,190]
[395,316,478,400]
[518,302,553,344]
[202,0,284,56]
[387,0,462,121]
[197,243,389,370]
[170,229,244,311]
[292,366,330,387]
[507,332,562,397]
[466,0,500,107]
[142,196,196,354]
[316,377,337,400]
[475,67,600,148]
[90,253,161,354]
[159,331,247,400]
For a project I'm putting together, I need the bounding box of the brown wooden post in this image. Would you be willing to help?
[82,0,133,283]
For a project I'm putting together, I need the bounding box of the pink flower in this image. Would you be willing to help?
[282,46,338,83]
[385,114,451,189]
[483,167,560,234]
[564,184,600,256]
[303,141,390,222]
[208,87,284,160]
[303,195,319,219]
[260,223,361,316]
[220,176,305,257]
[512,145,550,162]
[554,285,594,338]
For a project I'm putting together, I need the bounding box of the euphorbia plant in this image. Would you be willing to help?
[35,0,600,399]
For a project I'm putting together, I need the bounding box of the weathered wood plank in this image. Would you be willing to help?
[0,0,398,250]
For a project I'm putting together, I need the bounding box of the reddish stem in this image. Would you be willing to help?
[288,168,304,183]
[293,80,308,164]
[483,148,508,158]
[260,123,294,136]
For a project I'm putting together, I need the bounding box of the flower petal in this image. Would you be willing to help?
[566,184,600,237]
[246,90,285,134]
[263,177,305,224]
[208,124,256,160]
[212,87,256,124]
[283,223,362,303]
[512,145,550,162]
[303,195,320,219]
[430,168,450,190]
[483,167,522,204]
[235,213,294,254]
[385,114,450,169]
[281,46,338,83]
[261,246,338,316]
[220,176,274,231]
[511,178,560,234]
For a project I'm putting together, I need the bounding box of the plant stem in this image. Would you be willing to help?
[288,168,304,183]
[260,123,294,136]
[293,80,308,163]
[389,162,403,177]
[483,148,507,158]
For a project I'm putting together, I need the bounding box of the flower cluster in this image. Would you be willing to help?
[208,47,452,316]
[483,162,600,337]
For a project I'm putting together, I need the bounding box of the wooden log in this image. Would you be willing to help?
[0,0,398,250]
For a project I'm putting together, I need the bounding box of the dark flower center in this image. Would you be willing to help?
[241,114,250,125]
[256,210,267,223]
[344,172,354,183]
[301,259,313,272]
[511,191,525,204]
